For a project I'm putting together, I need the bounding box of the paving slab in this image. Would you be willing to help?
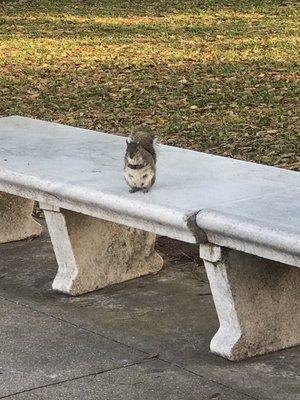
[0,297,142,398]
[4,360,252,400]
[0,229,299,400]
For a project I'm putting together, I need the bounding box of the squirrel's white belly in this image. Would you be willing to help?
[124,166,155,189]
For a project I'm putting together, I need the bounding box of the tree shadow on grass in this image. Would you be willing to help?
[1,5,296,41]
[0,0,298,169]
[1,0,298,40]
[1,0,293,18]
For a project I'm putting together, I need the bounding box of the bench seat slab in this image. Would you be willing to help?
[0,192,42,244]
[200,244,300,361]
[41,206,163,295]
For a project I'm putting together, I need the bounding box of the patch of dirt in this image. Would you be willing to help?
[156,236,202,266]
[156,236,205,282]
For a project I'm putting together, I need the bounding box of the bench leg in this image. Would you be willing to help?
[200,244,300,361]
[41,206,163,296]
[0,192,42,243]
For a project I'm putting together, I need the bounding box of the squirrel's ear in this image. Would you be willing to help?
[149,133,155,144]
[126,136,133,145]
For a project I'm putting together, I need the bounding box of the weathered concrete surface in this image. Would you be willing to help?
[201,244,300,361]
[42,207,163,295]
[0,298,142,398]
[0,229,299,400]
[197,195,300,267]
[0,192,41,243]
[6,360,251,400]
[0,116,299,261]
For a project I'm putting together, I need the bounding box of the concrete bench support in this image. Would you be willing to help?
[0,192,42,244]
[200,244,300,361]
[41,204,163,296]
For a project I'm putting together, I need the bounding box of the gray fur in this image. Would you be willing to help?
[124,133,157,193]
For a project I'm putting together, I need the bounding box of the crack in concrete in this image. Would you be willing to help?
[170,362,262,400]
[0,295,263,400]
[0,294,149,355]
[0,360,148,399]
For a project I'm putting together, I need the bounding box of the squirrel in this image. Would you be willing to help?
[124,132,156,193]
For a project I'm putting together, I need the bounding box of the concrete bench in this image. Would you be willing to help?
[0,116,299,361]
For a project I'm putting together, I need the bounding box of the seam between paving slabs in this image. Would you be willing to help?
[0,296,262,400]
[0,360,147,400]
[0,360,262,400]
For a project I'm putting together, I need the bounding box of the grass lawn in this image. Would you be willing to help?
[0,0,299,170]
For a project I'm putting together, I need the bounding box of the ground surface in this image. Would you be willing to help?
[0,225,299,400]
[0,0,299,170]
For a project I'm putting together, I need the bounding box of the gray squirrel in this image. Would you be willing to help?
[124,132,156,193]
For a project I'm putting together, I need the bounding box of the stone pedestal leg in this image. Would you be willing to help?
[41,205,164,296]
[200,243,300,361]
[0,192,42,243]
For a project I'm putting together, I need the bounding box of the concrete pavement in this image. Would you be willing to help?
[0,227,299,399]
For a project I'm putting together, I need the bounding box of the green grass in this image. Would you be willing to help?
[0,0,299,169]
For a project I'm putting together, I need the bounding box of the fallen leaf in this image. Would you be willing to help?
[147,353,159,359]
[179,77,188,84]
